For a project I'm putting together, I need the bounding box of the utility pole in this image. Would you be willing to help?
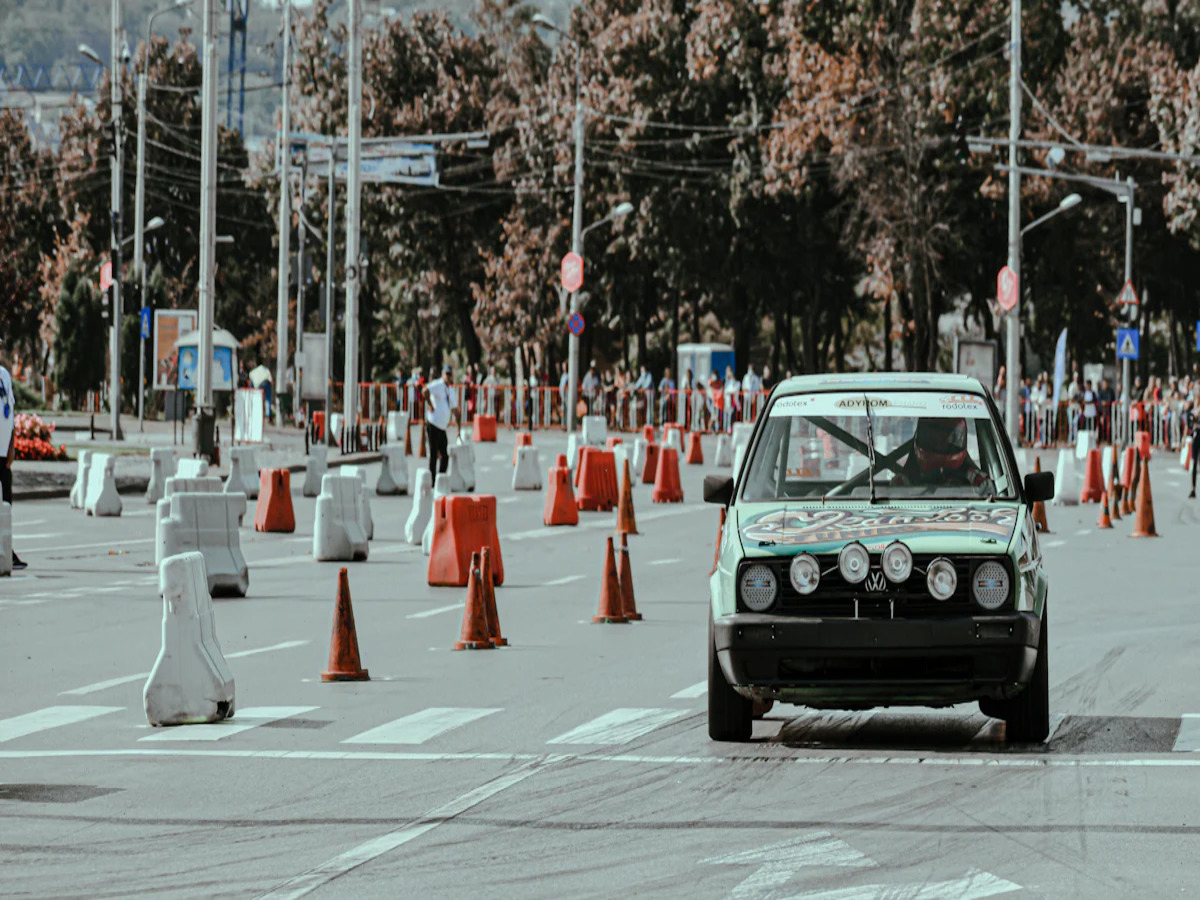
[274,0,291,428]
[195,0,219,455]
[295,155,308,417]
[1122,175,1135,440]
[1004,0,1022,443]
[324,152,336,448]
[135,70,147,430]
[342,0,363,447]
[109,0,125,441]
[565,49,584,434]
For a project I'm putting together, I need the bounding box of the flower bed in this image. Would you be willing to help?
[12,413,69,461]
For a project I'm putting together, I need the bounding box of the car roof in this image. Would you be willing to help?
[772,372,989,396]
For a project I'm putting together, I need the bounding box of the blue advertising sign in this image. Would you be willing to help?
[140,307,151,340]
[176,346,235,391]
[1116,328,1139,361]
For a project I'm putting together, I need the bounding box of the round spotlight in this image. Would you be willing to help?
[926,558,957,601]
[789,554,821,595]
[739,564,778,612]
[881,541,913,583]
[838,542,870,584]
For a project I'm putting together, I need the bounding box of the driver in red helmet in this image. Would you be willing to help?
[892,416,990,488]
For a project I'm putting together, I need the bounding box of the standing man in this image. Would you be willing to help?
[422,364,459,476]
[0,349,27,570]
[656,367,675,426]
[1187,393,1199,499]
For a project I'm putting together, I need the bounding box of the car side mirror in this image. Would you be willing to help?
[1024,471,1054,505]
[703,474,734,506]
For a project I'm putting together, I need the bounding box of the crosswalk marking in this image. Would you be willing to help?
[648,558,682,566]
[138,706,316,742]
[1173,714,1200,752]
[547,708,686,745]
[671,681,708,699]
[544,574,586,587]
[0,706,123,743]
[407,602,464,620]
[343,708,501,745]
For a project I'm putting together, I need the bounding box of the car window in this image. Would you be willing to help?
[740,390,1017,502]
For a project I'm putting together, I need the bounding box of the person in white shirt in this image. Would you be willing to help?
[421,365,459,476]
[723,366,741,429]
[0,354,26,569]
[482,365,499,416]
[581,361,600,414]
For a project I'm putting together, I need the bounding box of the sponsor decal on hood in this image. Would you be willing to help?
[739,506,1018,549]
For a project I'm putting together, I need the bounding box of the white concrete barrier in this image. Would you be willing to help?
[176,458,210,478]
[447,445,471,493]
[664,429,683,453]
[732,422,755,458]
[225,446,259,498]
[405,468,433,545]
[1075,430,1097,461]
[376,444,408,495]
[146,448,175,504]
[733,442,748,481]
[1053,451,1080,506]
[70,450,92,510]
[455,434,476,490]
[512,446,542,490]
[165,476,245,527]
[422,473,451,556]
[582,415,607,447]
[157,492,250,596]
[0,501,11,577]
[632,438,647,478]
[341,465,374,541]
[1101,446,1115,487]
[566,434,583,471]
[144,551,236,726]
[714,433,732,468]
[85,453,122,517]
[386,411,409,447]
[313,474,369,562]
[330,413,344,444]
[303,444,328,497]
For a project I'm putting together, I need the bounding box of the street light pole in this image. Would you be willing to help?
[108,0,125,441]
[274,0,291,429]
[324,150,337,448]
[565,47,584,433]
[1122,176,1135,441]
[1004,0,1022,443]
[342,0,363,446]
[195,0,219,452]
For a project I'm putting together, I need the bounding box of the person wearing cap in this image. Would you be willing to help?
[0,351,27,569]
[422,365,459,476]
[581,361,600,414]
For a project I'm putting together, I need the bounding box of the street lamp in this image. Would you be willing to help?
[1020,193,1082,238]
[532,13,587,433]
[581,201,634,243]
[121,215,164,247]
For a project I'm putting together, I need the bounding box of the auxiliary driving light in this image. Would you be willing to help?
[881,541,913,583]
[838,542,870,584]
[926,557,957,601]
[789,553,821,595]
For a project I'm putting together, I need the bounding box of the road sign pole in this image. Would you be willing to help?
[274,0,291,429]
[1004,0,1022,444]
[565,50,584,435]
[1121,176,1135,445]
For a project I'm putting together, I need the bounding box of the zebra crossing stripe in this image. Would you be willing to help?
[547,708,686,745]
[0,706,123,743]
[343,708,501,745]
[139,706,317,742]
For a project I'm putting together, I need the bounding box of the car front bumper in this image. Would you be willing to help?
[713,612,1042,706]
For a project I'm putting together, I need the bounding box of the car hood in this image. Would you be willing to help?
[735,502,1021,557]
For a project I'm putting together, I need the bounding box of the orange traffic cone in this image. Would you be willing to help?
[544,453,580,526]
[592,536,629,624]
[641,442,660,485]
[321,568,370,681]
[615,457,639,536]
[404,424,413,457]
[1031,456,1050,534]
[616,533,642,621]
[480,547,508,647]
[418,423,427,459]
[1097,491,1113,529]
[642,424,655,443]
[1120,446,1137,515]
[1079,448,1104,503]
[453,553,496,649]
[652,447,684,503]
[1130,458,1159,538]
[1108,465,1122,522]
[712,507,726,574]
[1125,456,1141,517]
[685,431,704,465]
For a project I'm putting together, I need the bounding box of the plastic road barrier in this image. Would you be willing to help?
[386,411,409,446]
[254,469,295,533]
[428,494,504,587]
[582,415,607,447]
[176,458,210,478]
[1075,429,1097,461]
[512,432,533,466]
[685,431,704,465]
[341,465,374,541]
[405,469,433,545]
[0,501,11,577]
[1053,450,1080,507]
[144,551,236,726]
[422,474,452,556]
[512,446,542,490]
[473,414,498,443]
[664,424,684,453]
[377,444,408,495]
[226,446,259,499]
[157,493,250,597]
[70,450,93,509]
[456,434,476,490]
[146,448,176,504]
[313,474,369,562]
[566,434,584,472]
[303,444,328,497]
[632,438,648,480]
[576,448,619,512]
[85,453,122,517]
[652,446,684,503]
[641,442,660,485]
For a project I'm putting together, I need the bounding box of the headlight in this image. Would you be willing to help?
[838,542,870,584]
[739,564,778,612]
[789,554,821,595]
[972,561,1010,610]
[881,541,912,583]
[926,558,957,601]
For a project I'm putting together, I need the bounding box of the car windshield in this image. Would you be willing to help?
[740,390,1018,502]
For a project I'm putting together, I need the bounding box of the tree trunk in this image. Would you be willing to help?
[883,297,893,372]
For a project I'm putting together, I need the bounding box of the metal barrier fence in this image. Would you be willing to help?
[1017,399,1190,450]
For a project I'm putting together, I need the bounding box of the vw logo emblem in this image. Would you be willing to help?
[864,571,888,593]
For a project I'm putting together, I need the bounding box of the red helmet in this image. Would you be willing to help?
[914,417,968,472]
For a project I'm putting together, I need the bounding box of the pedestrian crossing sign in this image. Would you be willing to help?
[1116,328,1139,360]
[1116,280,1139,306]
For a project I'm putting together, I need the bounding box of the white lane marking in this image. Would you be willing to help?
[1043,539,1067,548]
[139,706,317,742]
[702,832,874,898]
[23,537,154,554]
[342,708,501,745]
[671,681,708,699]
[123,509,157,518]
[544,574,586,587]
[0,706,123,743]
[794,867,1020,899]
[547,708,687,745]
[1172,714,1200,752]
[93,586,125,594]
[508,505,695,542]
[490,453,509,462]
[407,602,465,620]
[256,759,547,899]
[60,640,310,696]
[648,558,682,566]
[13,519,45,527]
[498,496,519,504]
[13,533,56,540]
[1074,528,1092,536]
[0,599,47,609]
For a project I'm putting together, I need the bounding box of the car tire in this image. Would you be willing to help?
[999,607,1050,743]
[708,618,753,742]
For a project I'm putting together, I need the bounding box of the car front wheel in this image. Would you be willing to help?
[990,607,1050,743]
[708,618,753,742]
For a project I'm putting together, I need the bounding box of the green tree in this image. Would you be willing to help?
[53,264,107,409]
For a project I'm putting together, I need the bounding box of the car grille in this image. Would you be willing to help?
[742,555,1010,618]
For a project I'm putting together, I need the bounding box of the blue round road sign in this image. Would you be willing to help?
[567,312,585,336]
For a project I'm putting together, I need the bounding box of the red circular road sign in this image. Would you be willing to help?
[99,260,113,292]
[996,265,1019,312]
[561,251,584,293]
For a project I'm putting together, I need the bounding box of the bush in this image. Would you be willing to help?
[12,413,68,461]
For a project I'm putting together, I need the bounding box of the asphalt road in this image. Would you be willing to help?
[2,432,1199,899]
